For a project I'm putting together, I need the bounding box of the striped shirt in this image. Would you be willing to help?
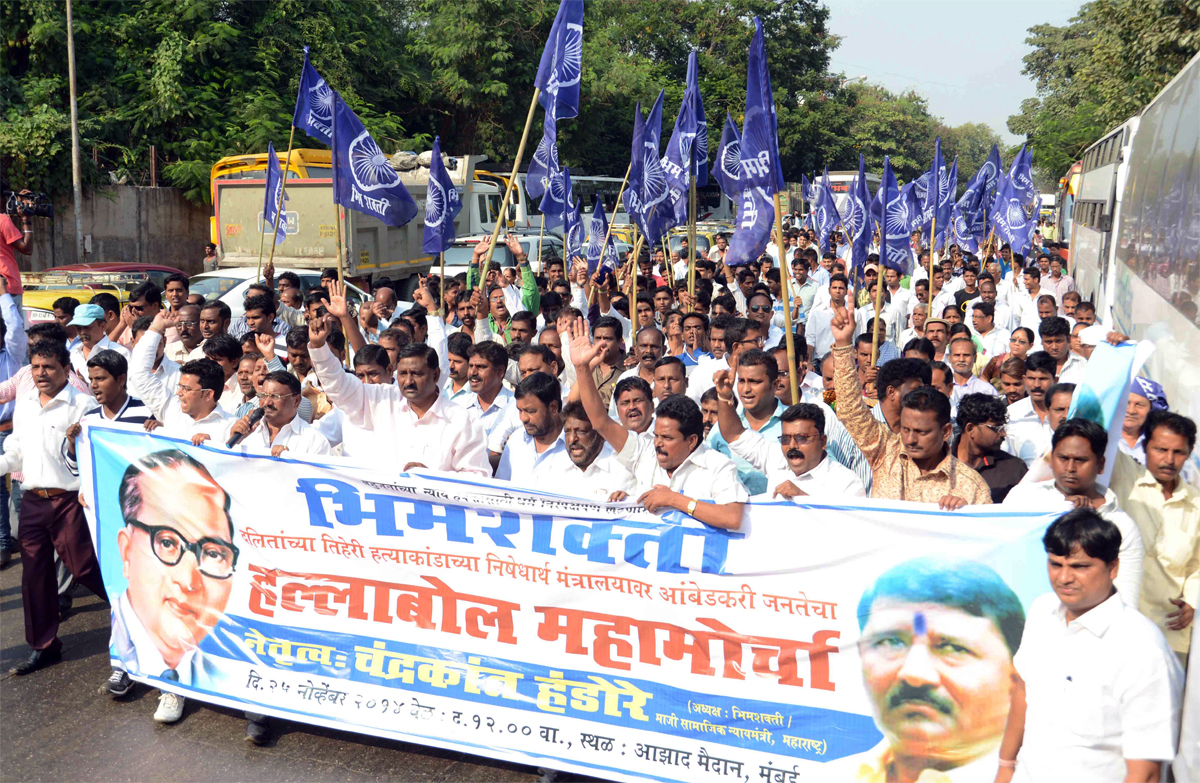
[65,396,154,474]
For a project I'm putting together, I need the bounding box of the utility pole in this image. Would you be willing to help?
[65,0,85,260]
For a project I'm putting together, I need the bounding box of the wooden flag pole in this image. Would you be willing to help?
[478,88,541,291]
[439,250,446,316]
[536,214,546,274]
[662,238,673,288]
[586,163,632,307]
[687,177,698,306]
[262,125,297,282]
[869,262,887,366]
[773,192,799,404]
[254,204,269,283]
[930,215,938,268]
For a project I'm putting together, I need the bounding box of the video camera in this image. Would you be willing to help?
[4,188,54,220]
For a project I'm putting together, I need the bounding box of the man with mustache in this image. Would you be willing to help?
[556,400,637,500]
[569,318,747,530]
[495,372,566,484]
[308,316,489,475]
[225,371,329,458]
[845,556,1026,782]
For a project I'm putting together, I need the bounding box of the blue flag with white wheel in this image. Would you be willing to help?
[535,0,583,121]
[330,94,418,228]
[844,154,873,275]
[662,50,710,226]
[951,202,978,254]
[561,169,585,264]
[526,107,560,201]
[990,145,1037,256]
[293,47,334,146]
[813,167,842,255]
[933,156,958,251]
[422,136,462,255]
[712,113,741,204]
[876,157,910,274]
[263,142,288,246]
[626,91,671,245]
[737,18,785,196]
[957,144,1002,221]
[586,194,616,275]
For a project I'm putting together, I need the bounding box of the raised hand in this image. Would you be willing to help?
[326,280,350,320]
[503,233,524,261]
[254,331,276,359]
[713,369,735,401]
[262,260,275,287]
[568,316,600,369]
[413,277,435,310]
[830,296,855,348]
[308,309,331,348]
[151,308,178,334]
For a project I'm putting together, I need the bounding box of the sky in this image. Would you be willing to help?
[825,0,1080,145]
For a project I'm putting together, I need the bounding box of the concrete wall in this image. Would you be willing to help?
[23,186,212,276]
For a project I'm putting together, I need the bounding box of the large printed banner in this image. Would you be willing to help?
[80,423,1062,783]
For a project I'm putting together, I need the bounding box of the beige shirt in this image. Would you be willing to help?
[1122,468,1200,653]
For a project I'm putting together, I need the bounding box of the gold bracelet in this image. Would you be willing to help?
[686,499,698,516]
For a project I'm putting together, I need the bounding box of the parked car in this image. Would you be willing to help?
[188,268,377,321]
[18,263,186,328]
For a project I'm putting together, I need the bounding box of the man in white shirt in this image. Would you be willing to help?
[131,312,235,444]
[1004,418,1144,607]
[805,274,849,363]
[969,302,1010,364]
[225,371,330,457]
[2,342,109,675]
[313,345,391,459]
[164,304,203,363]
[975,277,1015,333]
[996,508,1183,783]
[1037,317,1085,385]
[557,401,636,500]
[569,319,748,530]
[308,316,490,476]
[462,340,514,443]
[131,315,181,395]
[715,390,864,499]
[1012,267,1046,332]
[68,303,129,378]
[1004,352,1057,467]
[496,372,567,484]
[688,318,763,404]
[948,337,1002,409]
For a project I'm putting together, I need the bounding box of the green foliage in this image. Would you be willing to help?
[2,0,1007,206]
[1008,0,1200,180]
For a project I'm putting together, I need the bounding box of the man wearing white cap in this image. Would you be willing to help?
[68,303,129,379]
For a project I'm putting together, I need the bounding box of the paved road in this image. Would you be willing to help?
[0,552,587,782]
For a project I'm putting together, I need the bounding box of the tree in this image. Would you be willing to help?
[938,121,1003,193]
[1008,0,1200,181]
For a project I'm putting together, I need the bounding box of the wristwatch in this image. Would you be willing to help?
[686,499,698,516]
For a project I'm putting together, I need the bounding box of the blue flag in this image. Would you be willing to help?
[934,156,958,251]
[263,142,288,246]
[813,168,842,255]
[951,201,978,254]
[919,138,946,236]
[845,154,874,275]
[293,47,334,146]
[539,167,568,230]
[628,91,671,245]
[586,194,616,274]
[737,18,785,196]
[561,169,584,264]
[726,185,774,267]
[534,0,584,121]
[713,113,741,204]
[956,145,1001,252]
[526,107,560,201]
[663,51,710,208]
[876,157,911,275]
[422,136,462,255]
[990,145,1037,256]
[331,94,418,228]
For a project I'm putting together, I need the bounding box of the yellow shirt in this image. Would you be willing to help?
[1122,467,1200,653]
[846,739,1000,782]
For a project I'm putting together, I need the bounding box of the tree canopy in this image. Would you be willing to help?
[3,0,1005,205]
[1008,0,1200,180]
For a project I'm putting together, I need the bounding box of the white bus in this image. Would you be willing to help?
[1104,50,1200,477]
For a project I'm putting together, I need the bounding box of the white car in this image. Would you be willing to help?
[188,268,378,320]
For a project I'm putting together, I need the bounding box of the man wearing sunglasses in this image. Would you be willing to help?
[746,291,784,350]
[110,449,237,723]
[954,393,1027,503]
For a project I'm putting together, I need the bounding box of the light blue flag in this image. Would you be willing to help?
[293,47,334,145]
[331,93,418,228]
[263,142,288,246]
[422,136,462,255]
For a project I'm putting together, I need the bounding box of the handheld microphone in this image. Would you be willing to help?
[226,406,265,448]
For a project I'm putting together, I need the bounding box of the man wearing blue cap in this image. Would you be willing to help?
[68,303,129,379]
